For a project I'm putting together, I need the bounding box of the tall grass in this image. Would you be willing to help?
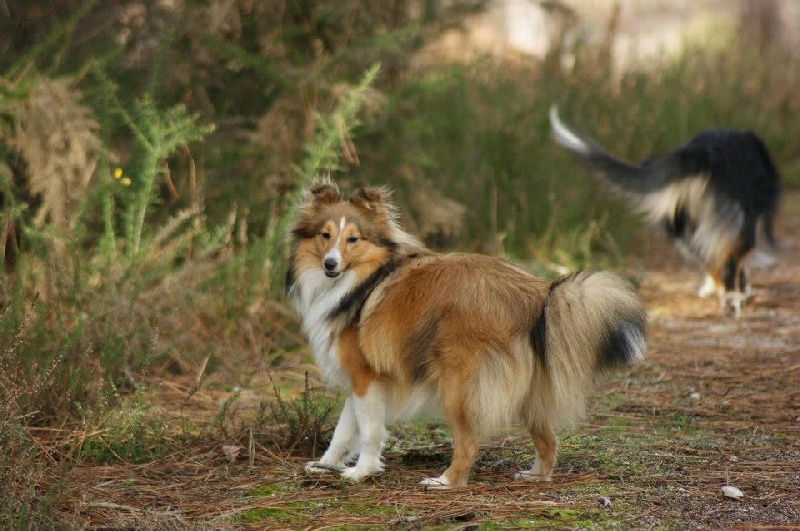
[350,40,800,267]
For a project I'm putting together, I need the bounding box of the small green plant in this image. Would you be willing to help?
[0,296,72,529]
[264,372,338,457]
[88,63,216,260]
[0,448,65,529]
[78,389,169,464]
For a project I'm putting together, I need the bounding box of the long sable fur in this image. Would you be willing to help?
[286,180,647,486]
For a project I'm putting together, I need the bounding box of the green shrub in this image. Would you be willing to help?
[78,390,170,464]
[0,298,71,528]
[263,373,338,457]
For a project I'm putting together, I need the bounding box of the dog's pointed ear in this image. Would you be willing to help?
[289,181,341,240]
[350,186,393,215]
[304,181,341,206]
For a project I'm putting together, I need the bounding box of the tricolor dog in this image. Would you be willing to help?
[550,107,781,317]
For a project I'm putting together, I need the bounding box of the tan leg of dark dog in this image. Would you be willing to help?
[722,235,755,317]
[697,269,724,299]
[701,262,728,311]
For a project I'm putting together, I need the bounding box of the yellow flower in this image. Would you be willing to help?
[113,167,124,179]
[121,177,132,186]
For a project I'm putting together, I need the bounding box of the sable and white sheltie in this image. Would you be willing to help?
[285,181,646,488]
[549,107,782,317]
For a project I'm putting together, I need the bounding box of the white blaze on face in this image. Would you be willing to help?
[323,217,347,271]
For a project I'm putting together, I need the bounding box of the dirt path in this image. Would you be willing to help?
[608,191,800,527]
[56,195,800,529]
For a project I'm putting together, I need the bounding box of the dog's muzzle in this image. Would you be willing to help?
[324,257,341,278]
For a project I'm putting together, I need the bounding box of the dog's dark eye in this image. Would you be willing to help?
[346,236,359,244]
[321,232,331,240]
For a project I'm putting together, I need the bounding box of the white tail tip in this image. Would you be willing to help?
[549,105,591,156]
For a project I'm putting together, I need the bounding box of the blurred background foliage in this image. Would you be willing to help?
[1,0,799,525]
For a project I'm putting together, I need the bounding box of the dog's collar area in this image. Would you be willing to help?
[326,256,403,324]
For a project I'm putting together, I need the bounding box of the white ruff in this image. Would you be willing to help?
[289,268,358,387]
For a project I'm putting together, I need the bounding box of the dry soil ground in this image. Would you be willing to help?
[57,194,800,530]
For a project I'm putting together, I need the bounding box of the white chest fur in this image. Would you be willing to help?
[289,268,357,387]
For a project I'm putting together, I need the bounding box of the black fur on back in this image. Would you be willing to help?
[583,129,781,214]
[669,130,781,226]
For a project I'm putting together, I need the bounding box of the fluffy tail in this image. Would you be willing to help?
[534,271,647,427]
[549,106,664,194]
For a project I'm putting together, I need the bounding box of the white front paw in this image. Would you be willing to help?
[305,461,342,474]
[724,292,746,318]
[419,475,451,489]
[341,463,382,482]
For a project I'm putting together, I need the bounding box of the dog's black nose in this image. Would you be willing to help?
[324,258,338,271]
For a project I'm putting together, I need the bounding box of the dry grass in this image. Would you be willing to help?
[8,76,100,231]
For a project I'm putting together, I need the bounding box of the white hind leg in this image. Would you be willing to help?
[723,253,751,318]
